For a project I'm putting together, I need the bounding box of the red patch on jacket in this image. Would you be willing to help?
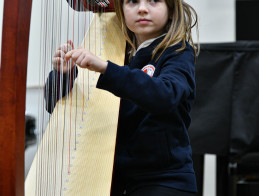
[142,64,155,77]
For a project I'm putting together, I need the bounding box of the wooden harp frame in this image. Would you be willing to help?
[0,0,118,195]
[0,0,32,195]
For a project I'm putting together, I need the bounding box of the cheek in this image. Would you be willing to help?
[124,18,134,32]
[123,11,134,28]
[159,11,169,27]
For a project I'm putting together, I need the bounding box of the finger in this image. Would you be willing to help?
[58,43,73,53]
[81,56,90,68]
[67,40,74,49]
[63,44,73,53]
[75,53,86,65]
[65,49,82,61]
[55,64,69,73]
[52,57,63,66]
[65,50,75,61]
[52,58,66,71]
[72,49,85,60]
[53,58,72,72]
[54,50,66,58]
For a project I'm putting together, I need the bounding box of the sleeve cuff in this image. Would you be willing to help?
[96,61,127,96]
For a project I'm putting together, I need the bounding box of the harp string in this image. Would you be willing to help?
[26,4,127,195]
[35,0,89,195]
[31,0,108,195]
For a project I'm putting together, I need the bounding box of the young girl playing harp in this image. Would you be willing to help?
[46,0,199,195]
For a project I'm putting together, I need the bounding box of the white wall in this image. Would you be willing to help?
[185,0,235,43]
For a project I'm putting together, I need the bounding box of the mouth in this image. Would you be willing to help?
[136,18,151,24]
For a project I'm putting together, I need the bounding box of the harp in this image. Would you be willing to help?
[0,0,126,195]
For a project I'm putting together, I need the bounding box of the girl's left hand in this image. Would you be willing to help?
[65,46,108,74]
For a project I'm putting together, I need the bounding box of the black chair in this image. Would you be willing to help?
[189,41,259,196]
[229,152,259,196]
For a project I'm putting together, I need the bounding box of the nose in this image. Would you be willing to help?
[138,1,148,14]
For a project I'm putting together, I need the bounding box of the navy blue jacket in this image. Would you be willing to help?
[45,37,197,194]
[96,37,197,194]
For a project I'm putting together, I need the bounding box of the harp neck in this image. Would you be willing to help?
[0,0,32,195]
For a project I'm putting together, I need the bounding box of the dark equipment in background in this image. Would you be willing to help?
[236,0,259,41]
[189,41,259,196]
[25,115,36,149]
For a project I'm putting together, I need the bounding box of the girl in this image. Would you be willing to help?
[48,0,198,195]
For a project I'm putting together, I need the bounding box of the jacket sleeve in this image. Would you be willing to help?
[44,65,78,114]
[96,47,195,114]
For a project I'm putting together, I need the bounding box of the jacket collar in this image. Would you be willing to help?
[133,34,166,56]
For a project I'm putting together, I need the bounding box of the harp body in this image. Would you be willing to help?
[26,12,126,195]
[0,0,126,195]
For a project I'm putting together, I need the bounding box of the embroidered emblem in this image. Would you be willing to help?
[142,64,155,77]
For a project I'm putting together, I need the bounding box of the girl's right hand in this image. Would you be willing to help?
[52,40,74,73]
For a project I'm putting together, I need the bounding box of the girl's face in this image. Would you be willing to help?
[123,0,170,46]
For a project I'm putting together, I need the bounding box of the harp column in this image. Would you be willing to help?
[0,0,32,195]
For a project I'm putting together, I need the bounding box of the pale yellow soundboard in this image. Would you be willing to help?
[25,13,126,196]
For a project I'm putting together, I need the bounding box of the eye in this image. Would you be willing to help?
[149,0,159,3]
[126,0,138,4]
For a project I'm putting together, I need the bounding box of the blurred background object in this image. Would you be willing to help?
[190,41,259,196]
[25,115,36,149]
[236,0,259,41]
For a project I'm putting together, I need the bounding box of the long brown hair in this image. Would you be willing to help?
[114,0,199,61]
